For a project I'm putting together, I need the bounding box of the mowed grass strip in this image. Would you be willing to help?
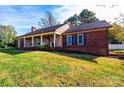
[111,49,124,53]
[0,49,124,86]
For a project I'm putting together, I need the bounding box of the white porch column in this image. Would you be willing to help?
[40,35,43,46]
[18,38,20,48]
[24,37,26,48]
[60,35,63,48]
[32,36,34,47]
[54,33,56,47]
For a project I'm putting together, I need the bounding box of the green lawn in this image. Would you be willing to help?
[111,49,124,53]
[0,49,124,87]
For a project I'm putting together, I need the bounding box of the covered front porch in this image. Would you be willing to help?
[17,33,62,49]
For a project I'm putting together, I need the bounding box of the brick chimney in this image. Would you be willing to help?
[31,26,37,32]
[67,22,72,27]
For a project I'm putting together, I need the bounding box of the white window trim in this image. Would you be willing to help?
[77,34,84,45]
[67,35,72,45]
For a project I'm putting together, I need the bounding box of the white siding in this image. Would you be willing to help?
[109,44,124,49]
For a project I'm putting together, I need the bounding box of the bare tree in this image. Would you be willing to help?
[38,11,60,28]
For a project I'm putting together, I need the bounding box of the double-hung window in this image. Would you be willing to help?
[77,34,85,45]
[67,35,72,45]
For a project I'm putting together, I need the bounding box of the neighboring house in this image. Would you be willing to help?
[17,21,112,56]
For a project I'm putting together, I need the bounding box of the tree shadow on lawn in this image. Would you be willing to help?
[0,49,98,62]
[0,48,31,55]
[49,50,98,63]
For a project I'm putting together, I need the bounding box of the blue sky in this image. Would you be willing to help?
[0,5,62,36]
[0,5,123,36]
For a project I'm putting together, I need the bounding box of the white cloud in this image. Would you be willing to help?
[53,5,124,23]
[0,6,44,35]
[53,5,82,23]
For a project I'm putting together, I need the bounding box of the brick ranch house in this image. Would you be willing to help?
[17,21,112,56]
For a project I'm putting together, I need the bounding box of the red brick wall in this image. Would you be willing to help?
[62,30,109,56]
[19,38,24,48]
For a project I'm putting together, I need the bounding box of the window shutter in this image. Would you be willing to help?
[72,35,75,45]
[83,34,86,45]
[75,35,77,45]
[65,36,67,45]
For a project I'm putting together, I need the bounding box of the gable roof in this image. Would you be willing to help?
[19,21,112,38]
[19,24,64,37]
[66,21,112,33]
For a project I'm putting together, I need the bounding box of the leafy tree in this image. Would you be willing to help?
[108,23,124,44]
[0,25,16,48]
[79,9,98,24]
[38,11,60,28]
[117,31,124,43]
[64,14,81,24]
[65,9,98,24]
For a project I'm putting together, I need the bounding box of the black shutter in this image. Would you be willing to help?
[83,34,86,45]
[75,35,77,45]
[65,36,67,46]
[72,35,75,45]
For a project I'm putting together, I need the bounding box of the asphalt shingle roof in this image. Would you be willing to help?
[19,24,64,37]
[66,21,112,33]
[19,21,112,37]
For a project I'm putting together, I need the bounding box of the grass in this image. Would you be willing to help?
[111,49,124,53]
[0,49,124,87]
